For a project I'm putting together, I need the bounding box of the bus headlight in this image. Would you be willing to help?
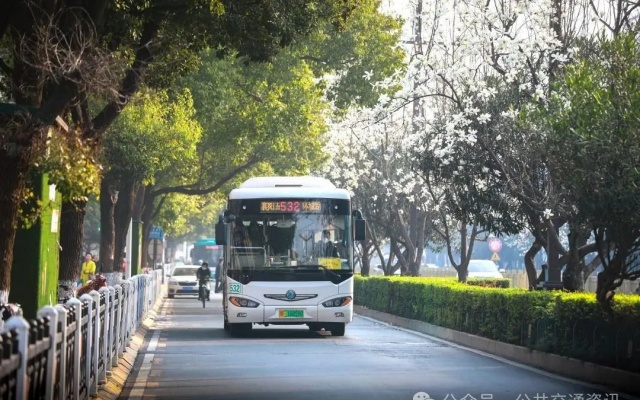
[229,296,260,308]
[322,296,351,307]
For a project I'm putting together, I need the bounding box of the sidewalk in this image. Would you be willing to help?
[96,293,165,399]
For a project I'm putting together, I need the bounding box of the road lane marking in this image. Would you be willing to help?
[128,303,166,399]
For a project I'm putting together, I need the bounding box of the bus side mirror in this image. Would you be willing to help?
[354,218,366,241]
[215,220,227,246]
[352,209,366,241]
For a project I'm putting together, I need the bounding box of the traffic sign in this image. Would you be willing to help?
[491,252,501,261]
[488,237,502,253]
[149,226,164,240]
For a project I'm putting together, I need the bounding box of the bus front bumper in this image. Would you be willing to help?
[227,303,353,324]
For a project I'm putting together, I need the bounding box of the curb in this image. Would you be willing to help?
[95,299,163,400]
[354,305,640,396]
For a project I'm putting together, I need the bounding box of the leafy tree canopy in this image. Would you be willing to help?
[102,88,201,186]
[547,34,640,226]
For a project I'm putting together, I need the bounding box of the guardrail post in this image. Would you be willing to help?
[108,286,116,369]
[120,281,131,354]
[80,293,95,398]
[98,287,110,384]
[113,285,122,365]
[131,277,138,336]
[55,304,68,400]
[37,306,58,400]
[2,316,29,400]
[89,290,100,395]
[65,297,82,400]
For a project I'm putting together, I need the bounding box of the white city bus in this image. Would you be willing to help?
[215,176,366,336]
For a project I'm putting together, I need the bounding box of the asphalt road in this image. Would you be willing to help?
[119,292,636,400]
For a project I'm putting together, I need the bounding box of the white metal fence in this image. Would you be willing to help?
[0,269,163,400]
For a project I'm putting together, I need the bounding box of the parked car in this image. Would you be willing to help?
[464,260,504,279]
[167,265,201,298]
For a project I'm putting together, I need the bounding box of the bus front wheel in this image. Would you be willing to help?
[229,323,252,336]
[329,323,345,336]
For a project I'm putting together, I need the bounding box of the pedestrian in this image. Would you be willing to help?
[215,257,223,293]
[81,252,97,285]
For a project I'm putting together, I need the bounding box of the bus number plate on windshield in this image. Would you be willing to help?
[279,309,303,318]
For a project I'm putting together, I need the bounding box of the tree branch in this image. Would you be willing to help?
[151,155,261,197]
[88,18,159,138]
[234,82,264,103]
[300,55,330,65]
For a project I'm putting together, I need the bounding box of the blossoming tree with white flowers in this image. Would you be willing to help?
[324,0,640,296]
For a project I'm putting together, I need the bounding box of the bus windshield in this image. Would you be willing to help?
[191,239,223,267]
[228,199,352,272]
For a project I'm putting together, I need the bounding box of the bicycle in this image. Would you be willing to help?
[198,280,210,308]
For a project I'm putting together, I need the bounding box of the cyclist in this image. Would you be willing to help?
[214,257,223,293]
[196,262,212,301]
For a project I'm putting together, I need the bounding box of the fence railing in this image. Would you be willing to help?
[0,269,163,400]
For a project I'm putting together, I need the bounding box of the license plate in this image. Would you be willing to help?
[278,309,303,318]
[184,286,194,291]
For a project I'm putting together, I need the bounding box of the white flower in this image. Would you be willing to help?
[363,70,374,81]
[478,113,491,124]
[543,208,554,219]
[475,178,487,191]
[378,94,390,105]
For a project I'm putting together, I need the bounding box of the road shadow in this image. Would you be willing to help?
[152,324,337,342]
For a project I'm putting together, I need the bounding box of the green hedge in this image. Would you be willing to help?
[354,276,640,371]
[467,278,511,288]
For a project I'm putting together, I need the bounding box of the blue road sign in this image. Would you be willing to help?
[149,226,164,240]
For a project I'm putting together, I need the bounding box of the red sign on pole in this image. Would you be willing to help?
[488,238,502,253]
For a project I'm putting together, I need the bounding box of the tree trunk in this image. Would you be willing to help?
[113,178,137,280]
[595,267,619,309]
[58,198,87,301]
[0,157,27,303]
[563,253,584,291]
[455,223,480,283]
[360,239,372,276]
[99,175,117,272]
[563,223,590,291]
[407,204,419,276]
[140,184,156,269]
[524,240,542,290]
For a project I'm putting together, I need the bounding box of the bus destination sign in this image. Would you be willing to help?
[260,201,322,213]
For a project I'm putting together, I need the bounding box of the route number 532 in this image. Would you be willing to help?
[229,283,242,294]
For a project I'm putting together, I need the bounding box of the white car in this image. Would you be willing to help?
[465,260,504,279]
[167,265,201,298]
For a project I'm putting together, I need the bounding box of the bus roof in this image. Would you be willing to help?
[239,176,335,188]
[230,176,350,200]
